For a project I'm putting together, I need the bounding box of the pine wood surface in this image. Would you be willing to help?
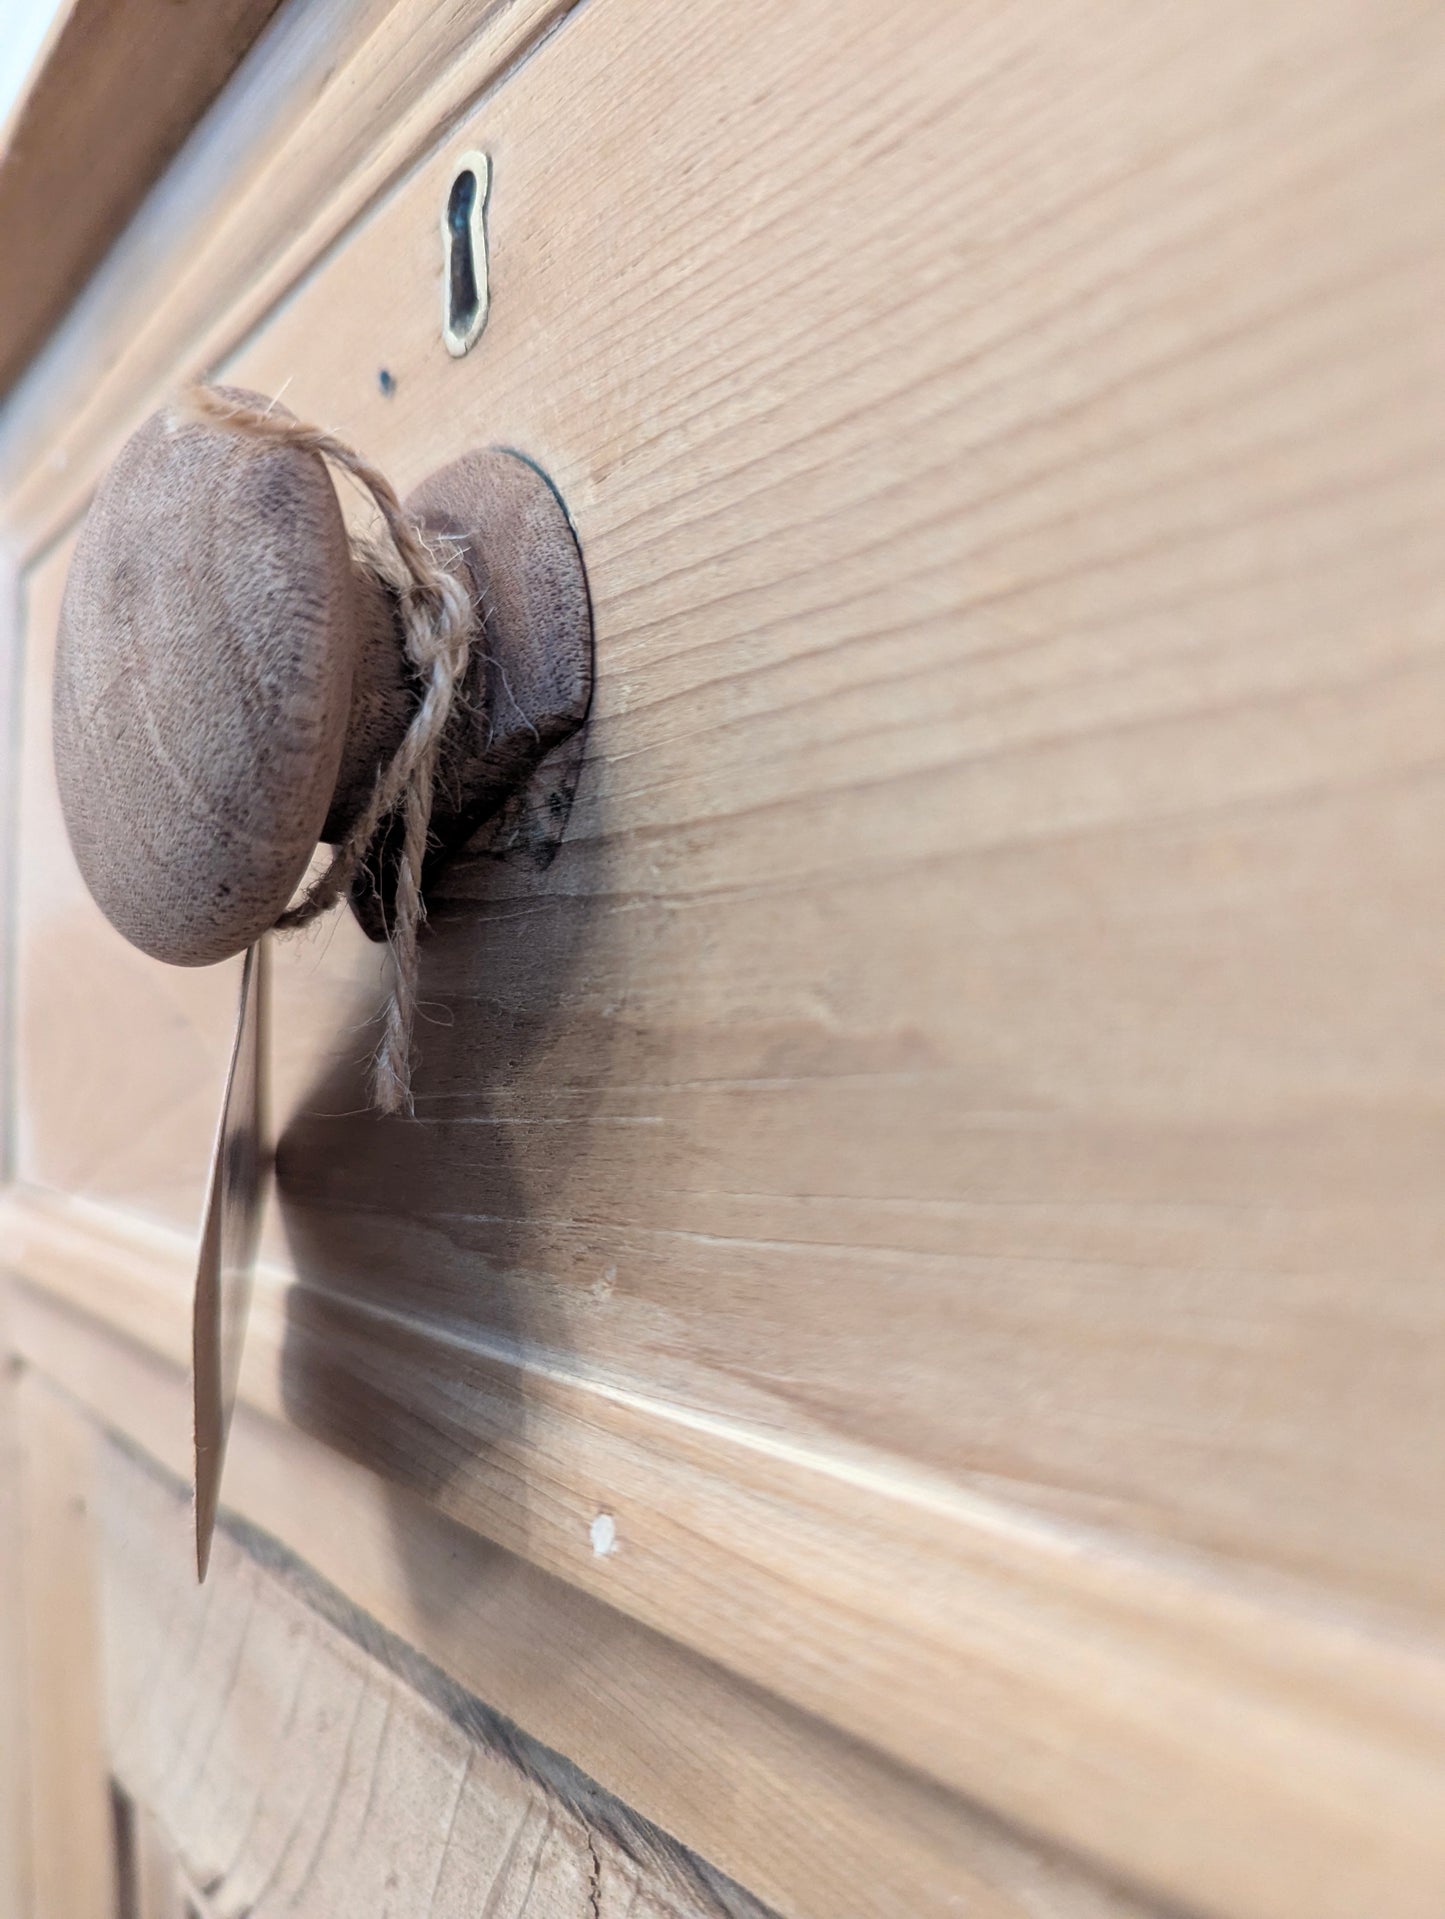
[100,1439,771,1919]
[0,1298,30,1919]
[14,1371,112,1919]
[10,1182,1445,1919]
[5,1256,1153,1919]
[0,0,582,550]
[0,0,286,397]
[5,0,1445,1914]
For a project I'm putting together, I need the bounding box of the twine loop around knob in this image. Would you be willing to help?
[177,385,476,1117]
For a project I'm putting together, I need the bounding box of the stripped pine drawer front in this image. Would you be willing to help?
[99,1445,764,1919]
[3,0,1445,1916]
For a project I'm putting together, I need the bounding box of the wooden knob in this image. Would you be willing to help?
[53,389,592,966]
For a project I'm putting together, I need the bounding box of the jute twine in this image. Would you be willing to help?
[179,385,475,1116]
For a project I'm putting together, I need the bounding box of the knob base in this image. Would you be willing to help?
[345,447,594,942]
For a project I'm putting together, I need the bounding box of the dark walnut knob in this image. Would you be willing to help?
[53,390,592,966]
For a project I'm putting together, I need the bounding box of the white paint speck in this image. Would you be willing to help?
[590,1512,617,1556]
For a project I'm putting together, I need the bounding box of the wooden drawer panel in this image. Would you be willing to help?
[11,1279,1160,1919]
[18,0,1445,1604]
[98,1441,757,1919]
[7,0,1445,1914]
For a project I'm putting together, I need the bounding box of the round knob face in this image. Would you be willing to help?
[53,393,360,966]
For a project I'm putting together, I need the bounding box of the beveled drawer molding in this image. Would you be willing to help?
[0,0,582,559]
[2,1198,1152,1919]
[0,0,286,400]
[7,1185,1445,1919]
[7,0,1445,1914]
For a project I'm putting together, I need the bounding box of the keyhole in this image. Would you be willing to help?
[441,151,491,357]
[447,171,478,331]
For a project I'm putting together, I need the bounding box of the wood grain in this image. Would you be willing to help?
[12,1187,1445,1919]
[99,1436,772,1919]
[14,538,247,1221]
[7,1218,1155,1919]
[16,1369,114,1919]
[0,0,411,537]
[52,399,379,966]
[238,0,1445,1603]
[0,567,25,1916]
[0,1294,30,1919]
[9,0,1445,1914]
[0,547,19,1189]
[12,0,1445,1606]
[17,0,1445,1619]
[0,0,583,550]
[0,0,286,397]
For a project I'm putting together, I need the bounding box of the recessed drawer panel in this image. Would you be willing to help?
[11,2,1445,1914]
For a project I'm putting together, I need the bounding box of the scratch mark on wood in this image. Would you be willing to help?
[421,1747,471,1919]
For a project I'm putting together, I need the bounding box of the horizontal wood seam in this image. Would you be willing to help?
[6,1245,1151,1919]
[103,1427,779,1919]
[8,1182,1445,1919]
